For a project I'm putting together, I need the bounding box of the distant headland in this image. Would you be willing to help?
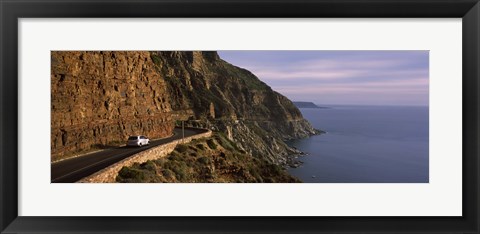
[293,101,328,109]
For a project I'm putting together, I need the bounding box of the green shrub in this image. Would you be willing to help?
[268,164,283,174]
[172,167,188,181]
[117,166,145,182]
[263,178,274,183]
[153,158,166,166]
[216,157,226,166]
[214,133,240,151]
[189,146,199,152]
[161,169,176,180]
[151,53,162,65]
[197,156,211,165]
[169,154,179,161]
[176,144,189,153]
[164,160,190,181]
[206,139,217,150]
[141,161,156,171]
[196,144,206,151]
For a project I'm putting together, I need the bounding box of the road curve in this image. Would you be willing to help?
[51,127,208,183]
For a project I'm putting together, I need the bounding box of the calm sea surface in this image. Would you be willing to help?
[287,105,429,183]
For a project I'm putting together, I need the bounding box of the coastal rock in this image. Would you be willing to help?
[51,51,174,160]
[151,51,319,164]
[51,51,318,166]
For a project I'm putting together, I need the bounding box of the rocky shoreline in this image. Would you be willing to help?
[284,129,325,169]
[52,51,322,180]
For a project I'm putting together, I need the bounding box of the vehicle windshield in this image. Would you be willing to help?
[128,136,138,140]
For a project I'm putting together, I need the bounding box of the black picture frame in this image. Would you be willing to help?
[1,0,479,233]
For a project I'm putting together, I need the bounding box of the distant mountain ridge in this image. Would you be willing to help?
[293,101,321,108]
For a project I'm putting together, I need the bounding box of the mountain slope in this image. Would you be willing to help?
[51,51,318,165]
[151,51,318,164]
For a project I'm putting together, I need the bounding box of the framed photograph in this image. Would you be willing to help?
[1,0,479,233]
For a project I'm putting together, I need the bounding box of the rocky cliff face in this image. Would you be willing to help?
[151,51,318,164]
[51,51,317,164]
[51,51,174,160]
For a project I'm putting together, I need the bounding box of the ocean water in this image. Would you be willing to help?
[287,105,429,183]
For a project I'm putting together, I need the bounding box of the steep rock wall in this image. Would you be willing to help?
[51,51,318,165]
[151,51,318,164]
[51,51,174,160]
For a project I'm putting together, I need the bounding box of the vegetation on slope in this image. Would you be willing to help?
[116,133,300,183]
[149,51,319,165]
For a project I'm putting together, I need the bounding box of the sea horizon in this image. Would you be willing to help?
[288,105,429,183]
[296,102,429,108]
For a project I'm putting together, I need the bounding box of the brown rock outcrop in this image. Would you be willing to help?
[51,51,174,161]
[51,51,318,165]
[151,51,318,164]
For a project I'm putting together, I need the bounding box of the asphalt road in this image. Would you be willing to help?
[51,127,208,183]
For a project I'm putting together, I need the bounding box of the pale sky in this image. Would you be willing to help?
[218,51,429,106]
